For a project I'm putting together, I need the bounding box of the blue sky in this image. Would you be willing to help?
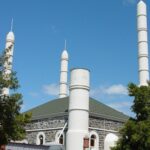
[0,0,149,116]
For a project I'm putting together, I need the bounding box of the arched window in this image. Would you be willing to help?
[90,135,96,147]
[55,131,65,145]
[39,135,44,145]
[89,131,99,150]
[104,133,118,150]
[59,134,63,144]
[36,132,45,145]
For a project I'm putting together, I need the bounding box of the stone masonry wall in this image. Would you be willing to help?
[26,116,66,144]
[89,117,124,150]
[25,116,125,150]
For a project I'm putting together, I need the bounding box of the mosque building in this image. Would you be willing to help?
[2,0,149,150]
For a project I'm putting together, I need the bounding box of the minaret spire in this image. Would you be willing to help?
[11,18,13,31]
[65,40,67,50]
[137,0,149,86]
[2,23,15,95]
[59,42,69,98]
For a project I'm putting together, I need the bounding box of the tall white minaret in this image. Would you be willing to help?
[137,0,149,86]
[59,41,69,98]
[2,20,15,95]
[66,68,90,150]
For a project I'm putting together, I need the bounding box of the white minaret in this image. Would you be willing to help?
[2,20,15,95]
[59,41,69,98]
[137,0,149,86]
[66,68,90,150]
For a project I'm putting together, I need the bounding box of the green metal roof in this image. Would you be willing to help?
[26,97,129,122]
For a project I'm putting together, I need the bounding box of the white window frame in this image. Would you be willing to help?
[36,132,46,145]
[89,131,99,150]
[55,130,65,145]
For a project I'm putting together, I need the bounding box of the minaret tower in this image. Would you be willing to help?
[59,41,69,98]
[137,0,149,86]
[66,68,90,150]
[2,20,15,95]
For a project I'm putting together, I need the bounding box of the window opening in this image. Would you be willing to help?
[39,135,44,145]
[59,134,63,144]
[90,135,96,147]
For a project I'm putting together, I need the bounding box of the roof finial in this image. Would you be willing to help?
[64,40,67,50]
[11,18,13,31]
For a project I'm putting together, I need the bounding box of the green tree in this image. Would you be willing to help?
[112,83,150,150]
[0,46,31,146]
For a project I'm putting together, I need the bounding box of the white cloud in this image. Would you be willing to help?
[103,84,128,95]
[90,84,128,97]
[108,101,134,116]
[90,87,103,97]
[43,83,59,96]
[108,101,132,109]
[90,84,132,116]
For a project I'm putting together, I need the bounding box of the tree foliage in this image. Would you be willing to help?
[112,83,150,150]
[0,47,31,145]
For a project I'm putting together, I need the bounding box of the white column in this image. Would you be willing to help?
[59,49,68,98]
[137,0,149,86]
[66,68,90,150]
[2,31,15,95]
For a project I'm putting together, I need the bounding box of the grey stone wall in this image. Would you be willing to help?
[26,116,66,144]
[89,117,123,131]
[89,117,123,150]
[25,116,124,150]
[26,130,59,144]
[25,117,66,130]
